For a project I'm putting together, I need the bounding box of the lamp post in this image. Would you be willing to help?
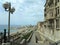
[3,2,15,42]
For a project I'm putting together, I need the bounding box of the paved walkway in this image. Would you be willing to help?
[27,31,41,45]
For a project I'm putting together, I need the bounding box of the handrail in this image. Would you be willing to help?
[26,32,33,42]
[20,39,26,45]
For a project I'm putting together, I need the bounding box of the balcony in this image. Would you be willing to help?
[45,15,55,20]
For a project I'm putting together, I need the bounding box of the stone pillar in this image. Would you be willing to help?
[54,19,56,40]
[52,20,55,34]
[53,0,56,35]
[59,18,60,29]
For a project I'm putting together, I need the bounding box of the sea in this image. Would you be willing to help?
[0,25,19,34]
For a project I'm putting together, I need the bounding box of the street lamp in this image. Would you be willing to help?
[3,2,15,42]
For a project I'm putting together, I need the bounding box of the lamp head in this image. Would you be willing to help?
[3,2,9,10]
[10,7,15,14]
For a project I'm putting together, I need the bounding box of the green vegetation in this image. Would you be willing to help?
[22,31,33,40]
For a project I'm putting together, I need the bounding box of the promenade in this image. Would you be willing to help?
[27,31,45,45]
[1,28,56,45]
[27,31,38,45]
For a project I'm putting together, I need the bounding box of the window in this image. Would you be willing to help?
[48,0,53,6]
[45,14,47,17]
[57,7,59,14]
[56,7,59,16]
[50,11,53,17]
[44,8,46,11]
[57,0,59,2]
[56,19,59,28]
[55,0,59,5]
[51,12,53,16]
[57,0,59,3]
[48,20,54,29]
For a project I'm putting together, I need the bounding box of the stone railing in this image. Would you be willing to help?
[26,32,33,42]
[38,27,60,42]
[20,39,26,45]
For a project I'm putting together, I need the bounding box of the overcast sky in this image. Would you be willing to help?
[0,0,46,25]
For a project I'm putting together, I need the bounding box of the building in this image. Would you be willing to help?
[37,0,60,44]
[44,0,60,34]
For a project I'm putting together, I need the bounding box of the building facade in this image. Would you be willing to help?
[44,0,60,33]
[37,0,60,44]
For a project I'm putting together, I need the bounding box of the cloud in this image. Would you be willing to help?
[0,0,46,25]
[0,0,25,4]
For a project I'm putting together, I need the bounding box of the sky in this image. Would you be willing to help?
[0,0,46,25]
